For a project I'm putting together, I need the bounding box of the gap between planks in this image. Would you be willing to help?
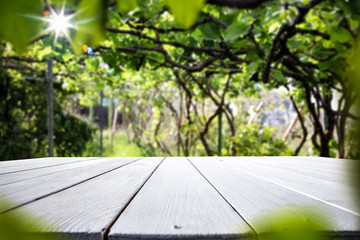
[0,158,115,187]
[245,171,360,217]
[101,157,166,240]
[185,157,257,236]
[0,157,102,175]
[0,157,145,214]
[107,157,255,240]
[188,157,360,236]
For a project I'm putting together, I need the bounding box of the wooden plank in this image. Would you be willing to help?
[0,158,117,186]
[247,157,355,184]
[252,161,352,184]
[223,157,360,215]
[246,161,354,191]
[205,156,356,190]
[108,157,254,240]
[2,157,163,240]
[188,157,360,234]
[0,157,100,175]
[0,157,142,212]
[243,156,358,181]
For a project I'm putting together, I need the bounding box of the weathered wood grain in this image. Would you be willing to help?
[0,157,100,175]
[0,158,113,186]
[1,156,358,239]
[242,156,357,182]
[2,157,163,240]
[223,157,359,215]
[108,157,254,240]
[0,157,142,212]
[188,157,360,234]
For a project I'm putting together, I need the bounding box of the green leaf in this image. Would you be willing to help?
[225,21,250,41]
[72,0,107,54]
[330,27,353,43]
[329,139,339,149]
[0,0,43,52]
[268,22,281,34]
[272,69,286,83]
[117,0,138,13]
[62,51,72,62]
[96,82,104,90]
[233,39,248,48]
[85,57,99,72]
[165,0,205,29]
[199,23,221,40]
[247,62,259,73]
[36,46,53,61]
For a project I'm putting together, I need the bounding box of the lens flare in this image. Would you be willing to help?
[86,46,93,55]
[82,44,88,52]
[41,3,76,43]
[48,14,72,36]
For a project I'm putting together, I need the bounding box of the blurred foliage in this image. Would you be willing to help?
[72,0,108,54]
[0,0,359,159]
[165,0,205,29]
[0,198,56,240]
[82,130,142,157]
[0,0,43,52]
[346,41,360,159]
[117,0,138,13]
[0,68,94,160]
[345,39,360,208]
[228,123,293,156]
[0,0,358,238]
[54,112,95,157]
[255,208,331,240]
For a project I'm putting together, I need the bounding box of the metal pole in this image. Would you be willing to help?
[108,98,113,130]
[89,105,94,126]
[100,90,104,157]
[47,58,54,157]
[109,98,114,149]
[218,109,222,156]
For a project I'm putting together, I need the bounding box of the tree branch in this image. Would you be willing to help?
[206,0,268,9]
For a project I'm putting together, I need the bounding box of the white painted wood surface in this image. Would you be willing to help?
[108,157,254,239]
[0,156,358,239]
[2,157,163,240]
[241,156,357,184]
[0,157,141,212]
[188,157,360,232]
[0,158,115,186]
[0,157,99,175]
[230,158,359,214]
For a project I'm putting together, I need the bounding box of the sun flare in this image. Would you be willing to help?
[43,4,76,43]
[48,14,72,35]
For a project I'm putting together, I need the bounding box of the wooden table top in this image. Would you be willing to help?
[0,157,359,239]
